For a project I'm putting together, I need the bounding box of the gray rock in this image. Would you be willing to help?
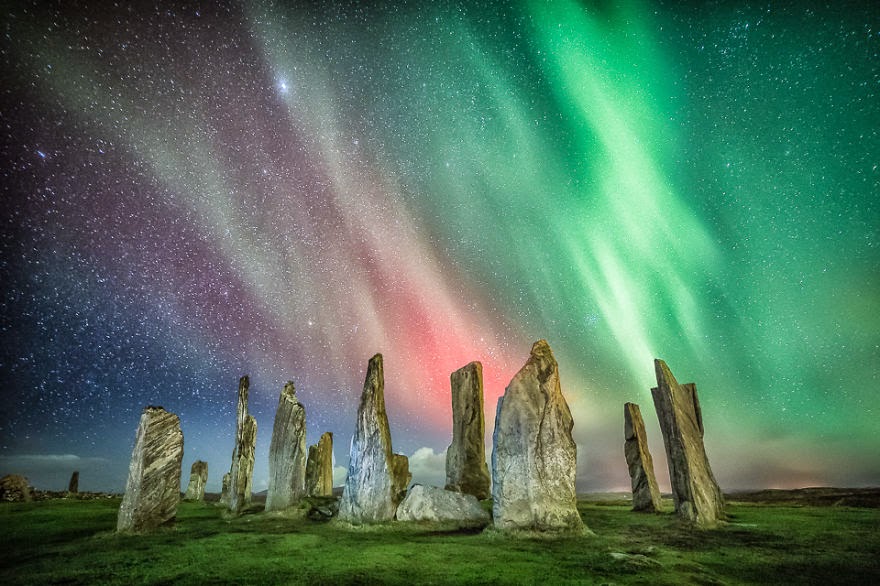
[651,359,725,526]
[445,362,491,500]
[68,471,79,494]
[266,381,307,511]
[305,432,334,497]
[338,353,410,523]
[491,340,585,533]
[219,472,231,507]
[624,403,662,512]
[117,406,184,532]
[228,376,257,514]
[0,474,32,502]
[183,460,208,501]
[397,485,490,528]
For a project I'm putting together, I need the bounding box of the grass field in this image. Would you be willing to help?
[1,496,878,584]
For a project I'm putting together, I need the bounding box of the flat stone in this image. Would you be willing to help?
[305,432,334,497]
[445,361,491,500]
[651,359,724,526]
[624,403,662,512]
[491,340,585,533]
[266,381,307,511]
[117,406,184,532]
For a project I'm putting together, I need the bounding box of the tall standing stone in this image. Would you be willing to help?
[305,432,334,497]
[651,359,724,526]
[68,471,79,494]
[183,460,208,502]
[491,340,585,533]
[266,381,307,511]
[338,354,411,523]
[117,406,184,532]
[228,375,257,514]
[624,403,662,512]
[445,361,491,500]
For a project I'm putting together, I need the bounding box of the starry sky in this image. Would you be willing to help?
[1,1,878,494]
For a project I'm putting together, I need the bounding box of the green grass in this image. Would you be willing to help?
[1,498,878,585]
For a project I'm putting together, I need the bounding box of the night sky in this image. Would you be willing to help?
[1,1,877,494]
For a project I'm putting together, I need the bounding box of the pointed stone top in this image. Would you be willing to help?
[239,375,250,387]
[282,380,296,398]
[531,339,553,356]
[653,359,677,388]
[454,361,482,375]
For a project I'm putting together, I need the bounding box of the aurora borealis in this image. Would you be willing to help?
[1,1,877,493]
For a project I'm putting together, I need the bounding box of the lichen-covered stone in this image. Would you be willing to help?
[228,376,257,514]
[624,403,662,512]
[305,432,334,497]
[491,340,585,533]
[338,354,409,523]
[651,359,724,526]
[445,361,490,500]
[183,460,208,501]
[265,381,307,511]
[0,474,32,502]
[117,406,183,532]
[397,484,490,528]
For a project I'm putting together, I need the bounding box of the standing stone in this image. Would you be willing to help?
[117,406,184,532]
[491,340,585,533]
[219,472,231,507]
[651,359,724,526]
[266,381,307,511]
[183,460,208,501]
[305,432,334,497]
[228,375,257,514]
[445,362,491,500]
[624,403,662,512]
[68,471,79,494]
[338,354,411,523]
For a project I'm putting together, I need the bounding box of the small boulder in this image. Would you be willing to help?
[396,485,490,528]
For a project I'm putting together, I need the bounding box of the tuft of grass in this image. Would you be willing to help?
[1,498,878,584]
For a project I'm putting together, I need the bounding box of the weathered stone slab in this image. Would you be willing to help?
[117,406,184,532]
[397,484,490,528]
[305,432,334,497]
[183,460,208,501]
[651,359,724,526]
[266,381,307,511]
[624,403,662,512]
[445,361,491,500]
[68,471,79,495]
[491,340,585,533]
[228,375,256,514]
[338,353,410,523]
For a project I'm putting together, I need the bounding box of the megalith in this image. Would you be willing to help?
[338,353,411,523]
[491,340,584,532]
[445,361,491,500]
[266,381,308,511]
[305,431,334,497]
[117,406,184,532]
[219,472,231,507]
[183,460,208,501]
[68,470,79,495]
[228,375,257,514]
[624,402,662,512]
[397,484,490,528]
[651,359,724,526]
